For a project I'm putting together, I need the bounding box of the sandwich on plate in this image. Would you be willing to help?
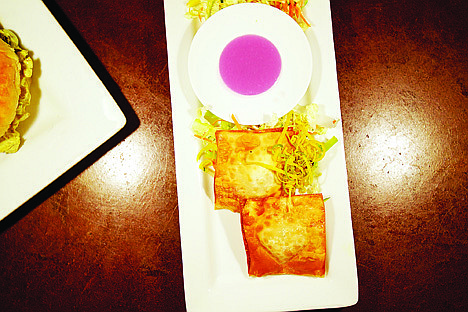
[0,28,33,153]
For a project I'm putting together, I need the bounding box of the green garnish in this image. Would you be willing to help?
[192,104,339,195]
[185,0,311,30]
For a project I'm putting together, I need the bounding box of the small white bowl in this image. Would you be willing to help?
[188,3,312,125]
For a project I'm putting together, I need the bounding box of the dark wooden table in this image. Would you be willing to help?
[1,0,467,311]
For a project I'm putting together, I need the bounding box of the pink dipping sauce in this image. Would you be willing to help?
[219,34,282,96]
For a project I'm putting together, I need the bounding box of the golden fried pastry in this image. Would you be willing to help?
[241,193,326,277]
[214,128,293,212]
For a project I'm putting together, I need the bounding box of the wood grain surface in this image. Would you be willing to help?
[1,0,467,311]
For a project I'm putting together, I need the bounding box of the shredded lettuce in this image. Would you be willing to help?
[0,29,33,154]
[186,0,311,30]
[192,109,235,175]
[192,104,338,195]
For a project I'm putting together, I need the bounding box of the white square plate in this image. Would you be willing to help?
[164,1,358,311]
[0,0,127,221]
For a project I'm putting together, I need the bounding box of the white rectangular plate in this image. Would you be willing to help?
[0,0,127,221]
[163,1,358,311]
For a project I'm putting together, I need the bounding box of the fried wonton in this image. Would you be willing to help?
[241,193,326,277]
[214,128,293,213]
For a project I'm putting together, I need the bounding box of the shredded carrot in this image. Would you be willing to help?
[194,134,214,143]
[231,114,243,130]
[300,11,311,27]
[284,128,294,146]
[209,118,225,126]
[295,3,301,19]
[198,7,204,22]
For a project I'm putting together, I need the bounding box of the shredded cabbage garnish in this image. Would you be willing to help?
[192,109,235,175]
[192,104,338,196]
[268,110,338,196]
[186,0,310,30]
